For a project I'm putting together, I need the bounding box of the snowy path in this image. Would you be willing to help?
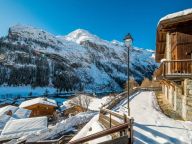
[113,91,192,144]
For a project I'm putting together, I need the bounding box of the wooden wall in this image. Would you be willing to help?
[170,31,192,73]
[171,32,192,60]
[23,104,56,117]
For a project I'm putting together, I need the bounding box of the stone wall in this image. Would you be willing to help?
[161,79,192,120]
[185,79,192,121]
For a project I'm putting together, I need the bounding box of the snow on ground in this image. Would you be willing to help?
[0,86,67,106]
[70,114,112,144]
[0,86,56,98]
[113,91,192,144]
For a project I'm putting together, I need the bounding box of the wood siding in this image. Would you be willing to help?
[23,104,56,117]
[170,32,192,73]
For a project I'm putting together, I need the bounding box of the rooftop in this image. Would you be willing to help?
[19,97,57,108]
[0,117,48,141]
[0,105,31,129]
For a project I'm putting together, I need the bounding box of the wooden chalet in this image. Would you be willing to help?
[155,9,192,120]
[19,97,57,117]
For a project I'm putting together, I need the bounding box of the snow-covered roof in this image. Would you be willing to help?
[19,97,57,108]
[0,105,18,116]
[60,104,72,111]
[0,114,11,129]
[159,8,192,23]
[0,117,48,141]
[0,105,31,129]
[22,112,96,142]
[12,108,31,119]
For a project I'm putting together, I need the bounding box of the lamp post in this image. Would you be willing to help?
[124,33,133,116]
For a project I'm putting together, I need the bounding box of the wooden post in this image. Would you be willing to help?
[110,113,112,128]
[130,117,134,144]
[163,62,165,77]
[123,114,127,123]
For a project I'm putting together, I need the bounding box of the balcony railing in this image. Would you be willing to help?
[155,59,192,80]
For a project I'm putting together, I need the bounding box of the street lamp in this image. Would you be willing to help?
[124,33,133,116]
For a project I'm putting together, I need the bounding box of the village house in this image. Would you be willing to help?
[19,97,57,117]
[60,104,86,117]
[155,9,192,120]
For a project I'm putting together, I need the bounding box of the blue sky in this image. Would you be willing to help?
[0,0,191,49]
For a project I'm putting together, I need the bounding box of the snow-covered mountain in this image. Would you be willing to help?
[0,25,157,92]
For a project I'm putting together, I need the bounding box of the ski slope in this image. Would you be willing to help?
[113,91,192,144]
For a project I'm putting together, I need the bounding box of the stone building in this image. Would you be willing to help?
[155,9,192,120]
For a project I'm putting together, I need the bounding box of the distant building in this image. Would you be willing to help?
[19,97,57,117]
[60,105,85,117]
[155,9,192,120]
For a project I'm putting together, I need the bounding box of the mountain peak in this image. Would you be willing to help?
[64,29,101,44]
[8,24,62,46]
[9,24,45,34]
[71,29,91,35]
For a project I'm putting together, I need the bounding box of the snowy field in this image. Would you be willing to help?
[113,91,192,144]
[0,86,57,98]
[0,86,67,105]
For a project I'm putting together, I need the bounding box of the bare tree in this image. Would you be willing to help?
[71,94,92,111]
[84,95,91,110]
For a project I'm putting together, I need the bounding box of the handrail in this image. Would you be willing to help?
[100,108,131,120]
[155,59,192,79]
[68,122,129,144]
[161,59,192,62]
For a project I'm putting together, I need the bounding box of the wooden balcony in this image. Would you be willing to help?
[155,59,192,80]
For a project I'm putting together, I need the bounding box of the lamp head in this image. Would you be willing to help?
[124,33,133,47]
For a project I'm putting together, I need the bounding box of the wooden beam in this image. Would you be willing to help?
[68,123,130,144]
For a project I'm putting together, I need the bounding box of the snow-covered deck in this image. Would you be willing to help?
[114,91,192,144]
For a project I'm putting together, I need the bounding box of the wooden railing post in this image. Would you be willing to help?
[129,117,134,144]
[163,62,165,77]
[110,113,112,128]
